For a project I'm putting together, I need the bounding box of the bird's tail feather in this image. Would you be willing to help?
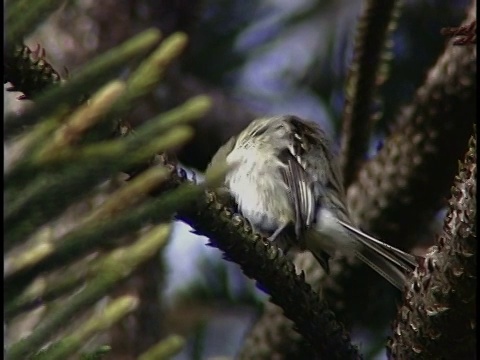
[337,220,418,269]
[355,247,409,290]
[304,218,420,290]
[337,219,419,290]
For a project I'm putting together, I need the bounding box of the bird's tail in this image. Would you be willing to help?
[337,219,419,290]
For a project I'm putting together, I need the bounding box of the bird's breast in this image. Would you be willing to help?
[224,158,293,233]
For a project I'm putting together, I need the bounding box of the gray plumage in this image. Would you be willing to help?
[207,115,418,290]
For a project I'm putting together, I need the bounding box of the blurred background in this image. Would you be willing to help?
[4,0,470,358]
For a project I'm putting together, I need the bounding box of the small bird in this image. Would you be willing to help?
[207,115,418,290]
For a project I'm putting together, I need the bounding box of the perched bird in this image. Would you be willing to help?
[207,115,418,290]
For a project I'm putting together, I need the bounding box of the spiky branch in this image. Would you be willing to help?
[340,0,401,188]
[388,129,476,359]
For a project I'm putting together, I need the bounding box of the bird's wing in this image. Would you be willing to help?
[278,149,316,238]
[278,151,331,273]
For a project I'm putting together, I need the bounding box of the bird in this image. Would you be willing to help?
[206,115,419,290]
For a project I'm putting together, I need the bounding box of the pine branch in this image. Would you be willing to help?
[4,27,210,360]
[4,175,211,303]
[4,44,62,100]
[340,0,401,188]
[4,29,162,137]
[347,3,477,251]
[7,225,171,360]
[178,191,362,360]
[32,296,138,360]
[137,335,185,360]
[441,20,477,45]
[388,129,476,359]
[107,256,167,357]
